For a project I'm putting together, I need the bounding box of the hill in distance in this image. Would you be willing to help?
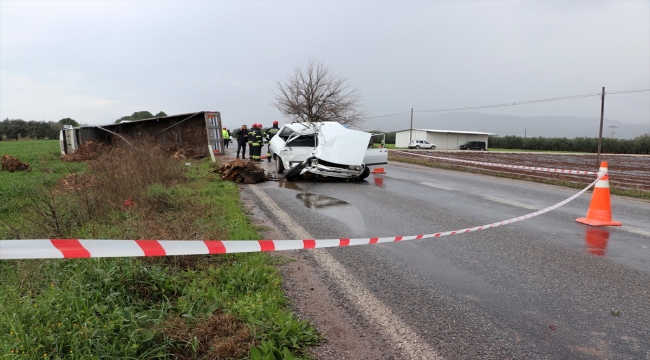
[374,112,649,139]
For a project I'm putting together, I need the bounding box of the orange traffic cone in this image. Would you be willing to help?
[372,167,386,174]
[576,161,622,226]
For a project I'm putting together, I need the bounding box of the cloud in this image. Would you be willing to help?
[0,72,119,121]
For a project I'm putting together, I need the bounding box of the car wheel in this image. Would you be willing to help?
[359,166,371,179]
[275,155,285,174]
[283,163,304,181]
[431,145,436,150]
[415,145,420,149]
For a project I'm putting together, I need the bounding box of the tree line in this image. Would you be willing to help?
[1,111,168,140]
[115,111,166,123]
[488,134,650,154]
[0,118,80,140]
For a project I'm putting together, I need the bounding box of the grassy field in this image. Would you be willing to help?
[0,140,318,359]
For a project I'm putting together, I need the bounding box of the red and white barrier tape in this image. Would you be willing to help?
[391,150,598,175]
[0,176,601,260]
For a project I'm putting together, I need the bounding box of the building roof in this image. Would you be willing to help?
[396,128,496,135]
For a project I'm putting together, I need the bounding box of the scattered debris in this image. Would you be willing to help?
[61,141,105,162]
[1,154,31,172]
[216,158,267,184]
[169,146,196,161]
[53,173,96,195]
[123,198,135,210]
[611,309,621,316]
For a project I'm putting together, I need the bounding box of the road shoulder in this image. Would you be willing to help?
[239,185,388,359]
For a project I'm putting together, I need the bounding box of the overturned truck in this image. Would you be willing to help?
[59,111,224,161]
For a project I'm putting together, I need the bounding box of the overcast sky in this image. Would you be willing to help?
[1,1,648,131]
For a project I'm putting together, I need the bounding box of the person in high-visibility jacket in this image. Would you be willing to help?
[250,124,263,162]
[221,127,230,149]
[263,120,281,162]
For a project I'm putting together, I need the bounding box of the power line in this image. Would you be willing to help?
[363,88,650,119]
[417,93,600,113]
[606,88,650,95]
[364,111,411,119]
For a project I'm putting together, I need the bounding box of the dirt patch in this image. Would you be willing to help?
[1,154,30,172]
[160,312,255,360]
[279,252,390,360]
[217,158,267,184]
[392,151,650,193]
[61,141,106,161]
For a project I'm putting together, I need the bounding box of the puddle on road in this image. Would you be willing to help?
[585,228,610,256]
[278,180,303,191]
[296,193,367,234]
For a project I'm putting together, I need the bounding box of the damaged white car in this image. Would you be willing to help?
[269,122,388,181]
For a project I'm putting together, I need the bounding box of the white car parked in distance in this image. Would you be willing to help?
[269,122,388,181]
[408,140,436,149]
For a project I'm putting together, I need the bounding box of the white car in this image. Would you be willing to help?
[408,140,436,150]
[269,122,388,181]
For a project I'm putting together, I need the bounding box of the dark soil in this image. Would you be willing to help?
[392,151,650,192]
[1,154,30,172]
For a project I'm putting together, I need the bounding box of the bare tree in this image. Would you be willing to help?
[274,59,365,127]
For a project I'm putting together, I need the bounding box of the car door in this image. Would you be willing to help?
[363,133,388,166]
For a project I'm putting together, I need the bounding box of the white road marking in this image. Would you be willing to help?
[481,196,539,210]
[420,182,456,191]
[621,226,650,238]
[250,185,442,360]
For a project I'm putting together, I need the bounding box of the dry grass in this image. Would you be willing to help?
[20,139,192,239]
[89,138,187,210]
[160,312,256,360]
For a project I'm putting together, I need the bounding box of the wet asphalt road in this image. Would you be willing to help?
[252,159,650,359]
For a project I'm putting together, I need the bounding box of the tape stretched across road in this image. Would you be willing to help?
[392,150,599,175]
[0,176,600,260]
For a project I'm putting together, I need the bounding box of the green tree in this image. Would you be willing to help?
[58,118,79,127]
[5,119,28,140]
[154,111,167,117]
[115,111,158,123]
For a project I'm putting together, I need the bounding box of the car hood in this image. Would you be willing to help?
[286,122,371,166]
[315,123,370,165]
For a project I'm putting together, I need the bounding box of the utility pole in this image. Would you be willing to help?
[409,108,414,141]
[609,125,617,138]
[597,87,605,164]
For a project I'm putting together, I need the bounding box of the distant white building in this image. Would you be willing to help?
[395,129,495,150]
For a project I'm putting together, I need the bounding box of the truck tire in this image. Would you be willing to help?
[275,155,285,174]
[283,163,304,181]
[359,166,371,179]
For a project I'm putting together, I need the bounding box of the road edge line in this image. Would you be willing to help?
[249,185,443,360]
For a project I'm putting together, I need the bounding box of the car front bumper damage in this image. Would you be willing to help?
[301,163,363,179]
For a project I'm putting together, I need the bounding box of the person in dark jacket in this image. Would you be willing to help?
[236,125,248,159]
[250,124,263,161]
